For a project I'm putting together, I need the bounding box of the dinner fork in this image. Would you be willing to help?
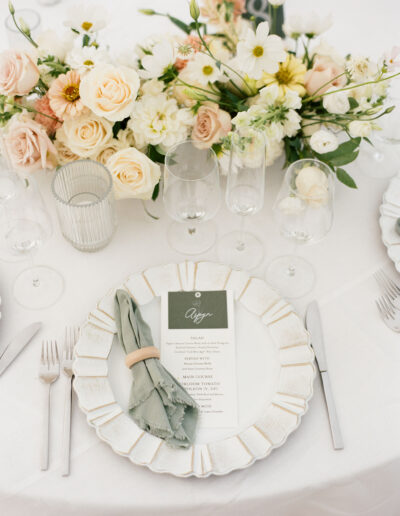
[39,340,59,471]
[376,295,400,332]
[61,327,79,477]
[374,269,400,310]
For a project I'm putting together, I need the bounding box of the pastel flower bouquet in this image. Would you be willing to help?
[0,0,399,203]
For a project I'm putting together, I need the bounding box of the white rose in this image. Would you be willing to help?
[310,130,338,153]
[323,87,350,114]
[80,64,140,122]
[348,120,372,138]
[295,165,329,206]
[106,147,161,200]
[278,196,305,215]
[57,114,113,158]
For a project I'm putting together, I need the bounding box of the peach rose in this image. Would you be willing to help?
[192,102,231,149]
[304,56,346,97]
[106,147,161,200]
[3,116,57,173]
[80,64,140,122]
[0,50,39,96]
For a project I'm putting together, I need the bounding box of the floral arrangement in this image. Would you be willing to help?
[0,0,399,201]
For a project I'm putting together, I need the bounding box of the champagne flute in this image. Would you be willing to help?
[265,159,334,298]
[217,130,265,270]
[163,140,221,255]
[3,176,64,309]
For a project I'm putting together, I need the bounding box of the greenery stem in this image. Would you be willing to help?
[9,11,38,48]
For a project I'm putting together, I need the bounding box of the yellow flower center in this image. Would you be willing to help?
[81,21,93,31]
[63,84,80,102]
[202,65,214,76]
[253,46,264,58]
[275,66,294,85]
[83,59,94,66]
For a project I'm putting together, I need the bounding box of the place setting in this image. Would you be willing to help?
[0,0,400,512]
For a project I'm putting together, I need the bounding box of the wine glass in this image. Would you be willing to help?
[163,140,221,255]
[265,159,334,298]
[217,130,265,270]
[3,176,64,309]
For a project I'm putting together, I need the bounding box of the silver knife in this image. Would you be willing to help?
[0,322,42,376]
[305,301,344,450]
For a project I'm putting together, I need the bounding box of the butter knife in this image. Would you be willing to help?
[0,322,42,376]
[305,301,344,450]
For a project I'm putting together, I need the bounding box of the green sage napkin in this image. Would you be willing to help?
[114,289,199,449]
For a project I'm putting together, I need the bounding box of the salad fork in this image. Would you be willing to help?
[39,340,59,471]
[376,295,400,332]
[61,327,79,476]
[374,269,400,310]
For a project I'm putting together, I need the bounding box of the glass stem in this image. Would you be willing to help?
[187,224,196,236]
[287,242,299,277]
[28,252,40,288]
[236,215,246,251]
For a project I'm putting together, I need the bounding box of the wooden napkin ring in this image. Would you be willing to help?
[125,346,160,368]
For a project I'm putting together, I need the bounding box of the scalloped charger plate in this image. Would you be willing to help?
[379,173,400,272]
[73,261,315,477]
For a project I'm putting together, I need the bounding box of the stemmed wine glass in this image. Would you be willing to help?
[217,130,266,270]
[163,140,221,255]
[3,176,64,309]
[265,159,334,298]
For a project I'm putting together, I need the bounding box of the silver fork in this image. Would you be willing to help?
[39,340,60,471]
[374,269,400,310]
[61,327,79,477]
[376,295,400,332]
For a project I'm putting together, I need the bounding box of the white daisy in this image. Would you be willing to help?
[283,13,332,38]
[184,53,224,86]
[64,4,107,34]
[236,21,286,80]
[65,46,110,74]
[139,41,176,79]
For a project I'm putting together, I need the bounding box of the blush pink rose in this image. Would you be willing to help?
[0,50,39,96]
[192,102,231,149]
[3,117,57,173]
[304,56,346,97]
[34,95,62,135]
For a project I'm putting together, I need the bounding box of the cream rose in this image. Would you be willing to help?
[192,102,231,149]
[57,114,113,158]
[106,147,161,200]
[304,56,346,97]
[80,64,140,122]
[54,139,80,165]
[95,139,124,166]
[0,50,39,96]
[295,165,330,207]
[3,116,57,173]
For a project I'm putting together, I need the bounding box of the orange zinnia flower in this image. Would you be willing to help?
[48,70,88,120]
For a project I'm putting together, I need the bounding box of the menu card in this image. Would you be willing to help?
[160,290,237,428]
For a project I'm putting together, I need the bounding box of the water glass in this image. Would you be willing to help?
[52,160,116,252]
[265,158,334,298]
[163,140,221,255]
[5,9,41,50]
[217,130,266,270]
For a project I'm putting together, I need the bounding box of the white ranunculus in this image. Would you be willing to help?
[310,130,338,153]
[106,147,161,200]
[129,93,194,152]
[57,114,113,158]
[348,120,373,138]
[139,41,176,79]
[80,64,140,122]
[323,87,350,114]
[278,196,305,215]
[36,30,74,61]
[295,165,329,206]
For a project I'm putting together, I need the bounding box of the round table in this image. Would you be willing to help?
[1,1,400,514]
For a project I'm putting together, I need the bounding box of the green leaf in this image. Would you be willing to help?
[151,182,160,201]
[82,34,90,47]
[315,137,361,166]
[167,15,191,34]
[147,144,165,164]
[363,136,373,146]
[348,97,359,110]
[329,150,359,166]
[336,168,357,188]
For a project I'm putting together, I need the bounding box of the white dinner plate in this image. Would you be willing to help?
[379,173,400,272]
[73,261,315,477]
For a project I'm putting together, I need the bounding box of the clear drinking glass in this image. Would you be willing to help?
[265,159,334,298]
[163,140,221,255]
[3,176,64,309]
[217,130,265,270]
[5,9,41,50]
[52,160,116,252]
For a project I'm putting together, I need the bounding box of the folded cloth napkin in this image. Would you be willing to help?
[114,289,198,449]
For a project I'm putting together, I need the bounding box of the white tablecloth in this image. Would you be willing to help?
[1,0,400,514]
